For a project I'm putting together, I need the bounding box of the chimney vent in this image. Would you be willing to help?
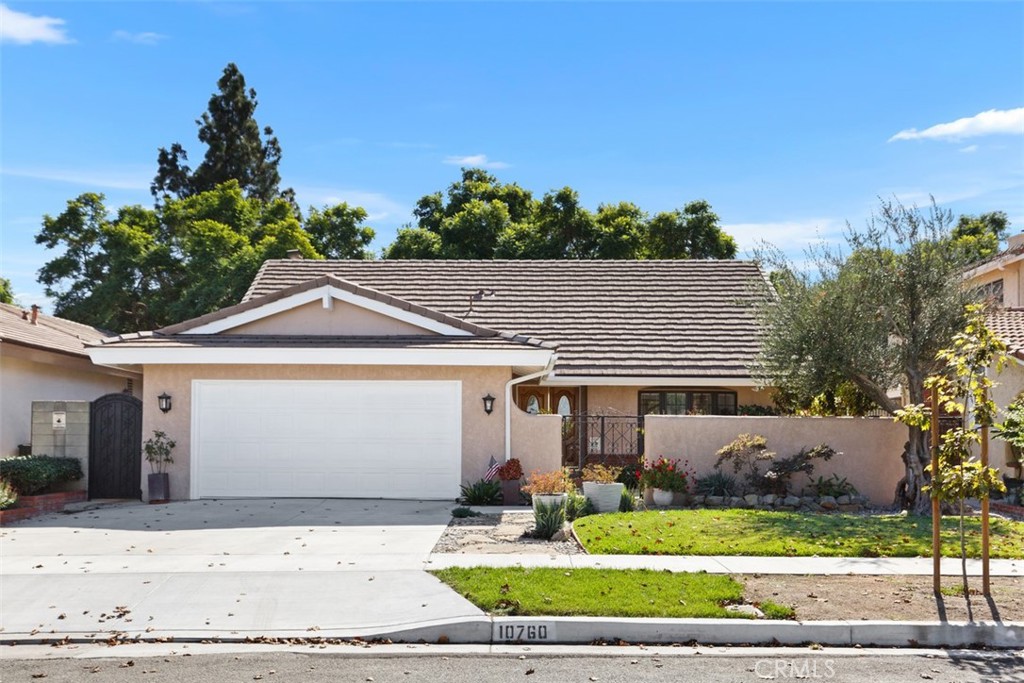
[30,305,40,325]
[286,249,303,260]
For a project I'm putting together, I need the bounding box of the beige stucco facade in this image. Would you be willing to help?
[509,406,563,476]
[643,415,908,505]
[1,345,137,457]
[141,363,512,501]
[585,384,774,415]
[988,358,1024,477]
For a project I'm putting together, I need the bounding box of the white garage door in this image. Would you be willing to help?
[192,380,462,499]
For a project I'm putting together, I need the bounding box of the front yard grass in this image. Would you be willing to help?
[432,566,792,619]
[572,509,1024,558]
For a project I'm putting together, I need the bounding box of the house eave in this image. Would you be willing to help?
[540,375,761,387]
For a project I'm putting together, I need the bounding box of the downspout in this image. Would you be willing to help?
[504,353,557,461]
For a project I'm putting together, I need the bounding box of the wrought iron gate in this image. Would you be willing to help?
[89,393,142,499]
[562,415,644,468]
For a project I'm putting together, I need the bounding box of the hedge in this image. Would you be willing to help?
[0,479,17,510]
[0,455,83,496]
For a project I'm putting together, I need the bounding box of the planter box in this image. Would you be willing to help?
[148,473,171,503]
[0,490,87,525]
[501,479,523,505]
[582,481,625,513]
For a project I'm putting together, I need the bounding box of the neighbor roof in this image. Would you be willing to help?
[988,308,1024,361]
[244,260,770,380]
[0,302,114,358]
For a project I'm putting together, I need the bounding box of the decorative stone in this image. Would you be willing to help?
[801,496,817,506]
[744,494,760,506]
[725,604,764,618]
[706,495,725,506]
[550,526,571,542]
[728,496,745,508]
[762,494,777,506]
[838,504,861,513]
[806,502,823,512]
[836,495,852,505]
[783,495,801,507]
[819,496,838,510]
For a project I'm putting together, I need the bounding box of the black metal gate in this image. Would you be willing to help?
[89,393,143,499]
[562,415,644,468]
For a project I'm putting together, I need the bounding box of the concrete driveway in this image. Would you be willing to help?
[1,499,483,640]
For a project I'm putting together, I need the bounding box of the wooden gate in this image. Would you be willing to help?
[89,393,142,499]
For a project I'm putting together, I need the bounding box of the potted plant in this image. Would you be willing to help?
[642,456,692,507]
[497,458,524,505]
[144,430,176,503]
[581,464,624,513]
[521,468,575,539]
[994,397,1024,479]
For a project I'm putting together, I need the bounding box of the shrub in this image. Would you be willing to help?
[810,473,858,498]
[695,471,738,497]
[761,444,839,496]
[0,455,83,496]
[714,434,776,493]
[565,489,594,521]
[532,498,565,539]
[616,459,644,490]
[0,479,17,510]
[618,486,635,512]
[737,405,780,416]
[451,506,481,518]
[497,458,523,481]
[522,469,575,496]
[581,464,621,483]
[143,430,176,474]
[641,457,693,493]
[459,479,501,505]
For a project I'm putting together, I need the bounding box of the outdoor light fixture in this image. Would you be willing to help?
[482,394,496,415]
[158,393,172,413]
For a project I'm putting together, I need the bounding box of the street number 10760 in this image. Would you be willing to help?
[495,623,550,641]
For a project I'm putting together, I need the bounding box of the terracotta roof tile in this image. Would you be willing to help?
[988,308,1024,360]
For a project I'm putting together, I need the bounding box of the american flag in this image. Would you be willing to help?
[484,456,501,481]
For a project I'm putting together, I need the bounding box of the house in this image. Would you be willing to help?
[0,303,141,458]
[963,233,1024,308]
[88,259,774,501]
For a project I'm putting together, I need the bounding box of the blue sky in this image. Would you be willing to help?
[2,1,1023,307]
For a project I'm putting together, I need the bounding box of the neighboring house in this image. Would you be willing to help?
[88,259,774,501]
[984,308,1024,477]
[963,233,1024,308]
[0,303,141,457]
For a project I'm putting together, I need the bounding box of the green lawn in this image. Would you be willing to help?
[572,509,1024,558]
[432,566,793,619]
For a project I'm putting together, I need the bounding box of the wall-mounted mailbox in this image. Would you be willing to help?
[52,411,67,430]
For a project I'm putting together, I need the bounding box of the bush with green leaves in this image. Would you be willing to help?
[451,506,482,518]
[0,455,83,496]
[618,486,636,512]
[811,474,858,498]
[695,471,738,497]
[459,479,501,505]
[761,444,839,496]
[532,498,566,540]
[714,434,839,496]
[0,479,18,510]
[615,459,644,490]
[565,489,594,521]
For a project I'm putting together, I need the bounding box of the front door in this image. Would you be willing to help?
[89,393,143,499]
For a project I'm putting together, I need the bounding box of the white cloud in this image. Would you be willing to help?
[0,4,72,44]
[959,145,979,154]
[1,166,150,190]
[443,154,510,170]
[112,30,167,45]
[724,218,846,256]
[888,107,1024,142]
[295,186,408,223]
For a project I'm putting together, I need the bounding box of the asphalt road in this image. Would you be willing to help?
[1,647,1021,683]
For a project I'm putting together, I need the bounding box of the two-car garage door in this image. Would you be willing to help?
[192,380,462,499]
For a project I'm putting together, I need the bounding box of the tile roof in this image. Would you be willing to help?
[0,302,114,358]
[97,333,543,352]
[988,308,1024,360]
[244,260,770,379]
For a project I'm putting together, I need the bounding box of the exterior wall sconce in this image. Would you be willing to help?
[482,394,496,415]
[158,393,173,413]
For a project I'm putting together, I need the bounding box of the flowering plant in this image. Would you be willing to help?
[497,458,523,481]
[581,463,621,483]
[521,468,576,495]
[641,457,693,493]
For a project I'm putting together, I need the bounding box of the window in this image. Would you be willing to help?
[525,395,541,414]
[638,390,738,416]
[975,279,1004,306]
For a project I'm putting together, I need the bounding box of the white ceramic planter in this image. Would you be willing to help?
[532,493,568,513]
[583,481,625,513]
[652,488,674,507]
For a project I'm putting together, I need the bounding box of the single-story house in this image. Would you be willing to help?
[88,259,775,501]
[0,302,141,457]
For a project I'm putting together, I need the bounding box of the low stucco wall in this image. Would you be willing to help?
[142,364,511,501]
[643,415,908,505]
[510,405,563,476]
[988,359,1024,477]
[586,385,774,415]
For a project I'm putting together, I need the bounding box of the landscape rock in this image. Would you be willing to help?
[820,496,838,510]
[744,494,760,506]
[706,495,725,507]
[836,495,852,506]
[762,494,777,506]
[725,604,764,618]
[783,495,801,507]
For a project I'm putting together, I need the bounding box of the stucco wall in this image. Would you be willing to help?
[989,359,1024,476]
[0,352,135,457]
[141,364,511,500]
[644,415,908,505]
[969,262,1022,308]
[586,385,774,415]
[510,405,563,476]
[230,300,436,336]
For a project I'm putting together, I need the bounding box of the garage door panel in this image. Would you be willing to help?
[193,380,462,499]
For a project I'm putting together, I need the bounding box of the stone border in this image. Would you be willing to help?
[0,491,88,525]
[686,493,870,513]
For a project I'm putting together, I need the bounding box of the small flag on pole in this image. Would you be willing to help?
[484,456,501,481]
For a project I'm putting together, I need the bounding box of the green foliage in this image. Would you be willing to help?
[152,63,290,205]
[459,479,502,506]
[531,497,566,539]
[641,457,693,493]
[432,566,752,619]
[714,435,838,495]
[0,455,83,496]
[950,211,1009,265]
[807,381,880,416]
[645,200,737,259]
[761,444,839,496]
[758,601,797,620]
[381,226,442,259]
[993,396,1024,449]
[695,470,739,497]
[615,459,644,490]
[736,404,781,416]
[618,486,636,512]
[304,204,374,259]
[714,434,776,491]
[565,489,594,521]
[573,509,1024,558]
[451,506,482,518]
[0,479,18,510]
[143,430,176,475]
[0,276,14,304]
[811,474,859,498]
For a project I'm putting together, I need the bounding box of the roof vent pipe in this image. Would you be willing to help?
[286,249,303,260]
[30,305,40,325]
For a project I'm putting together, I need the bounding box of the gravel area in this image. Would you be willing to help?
[431,511,586,555]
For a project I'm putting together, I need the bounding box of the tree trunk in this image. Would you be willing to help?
[897,372,933,514]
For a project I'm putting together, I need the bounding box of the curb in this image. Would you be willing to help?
[2,617,1020,649]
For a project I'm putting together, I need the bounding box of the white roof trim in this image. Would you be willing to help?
[541,375,760,387]
[87,345,552,368]
[186,284,474,337]
[964,251,1024,280]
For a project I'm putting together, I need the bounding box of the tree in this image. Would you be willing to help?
[0,277,15,304]
[593,201,647,259]
[647,200,738,259]
[950,211,1010,264]
[304,204,375,260]
[151,63,292,205]
[382,226,441,259]
[753,199,976,513]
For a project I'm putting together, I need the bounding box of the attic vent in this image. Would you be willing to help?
[286,249,304,260]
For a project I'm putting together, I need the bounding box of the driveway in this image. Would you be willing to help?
[0,499,483,640]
